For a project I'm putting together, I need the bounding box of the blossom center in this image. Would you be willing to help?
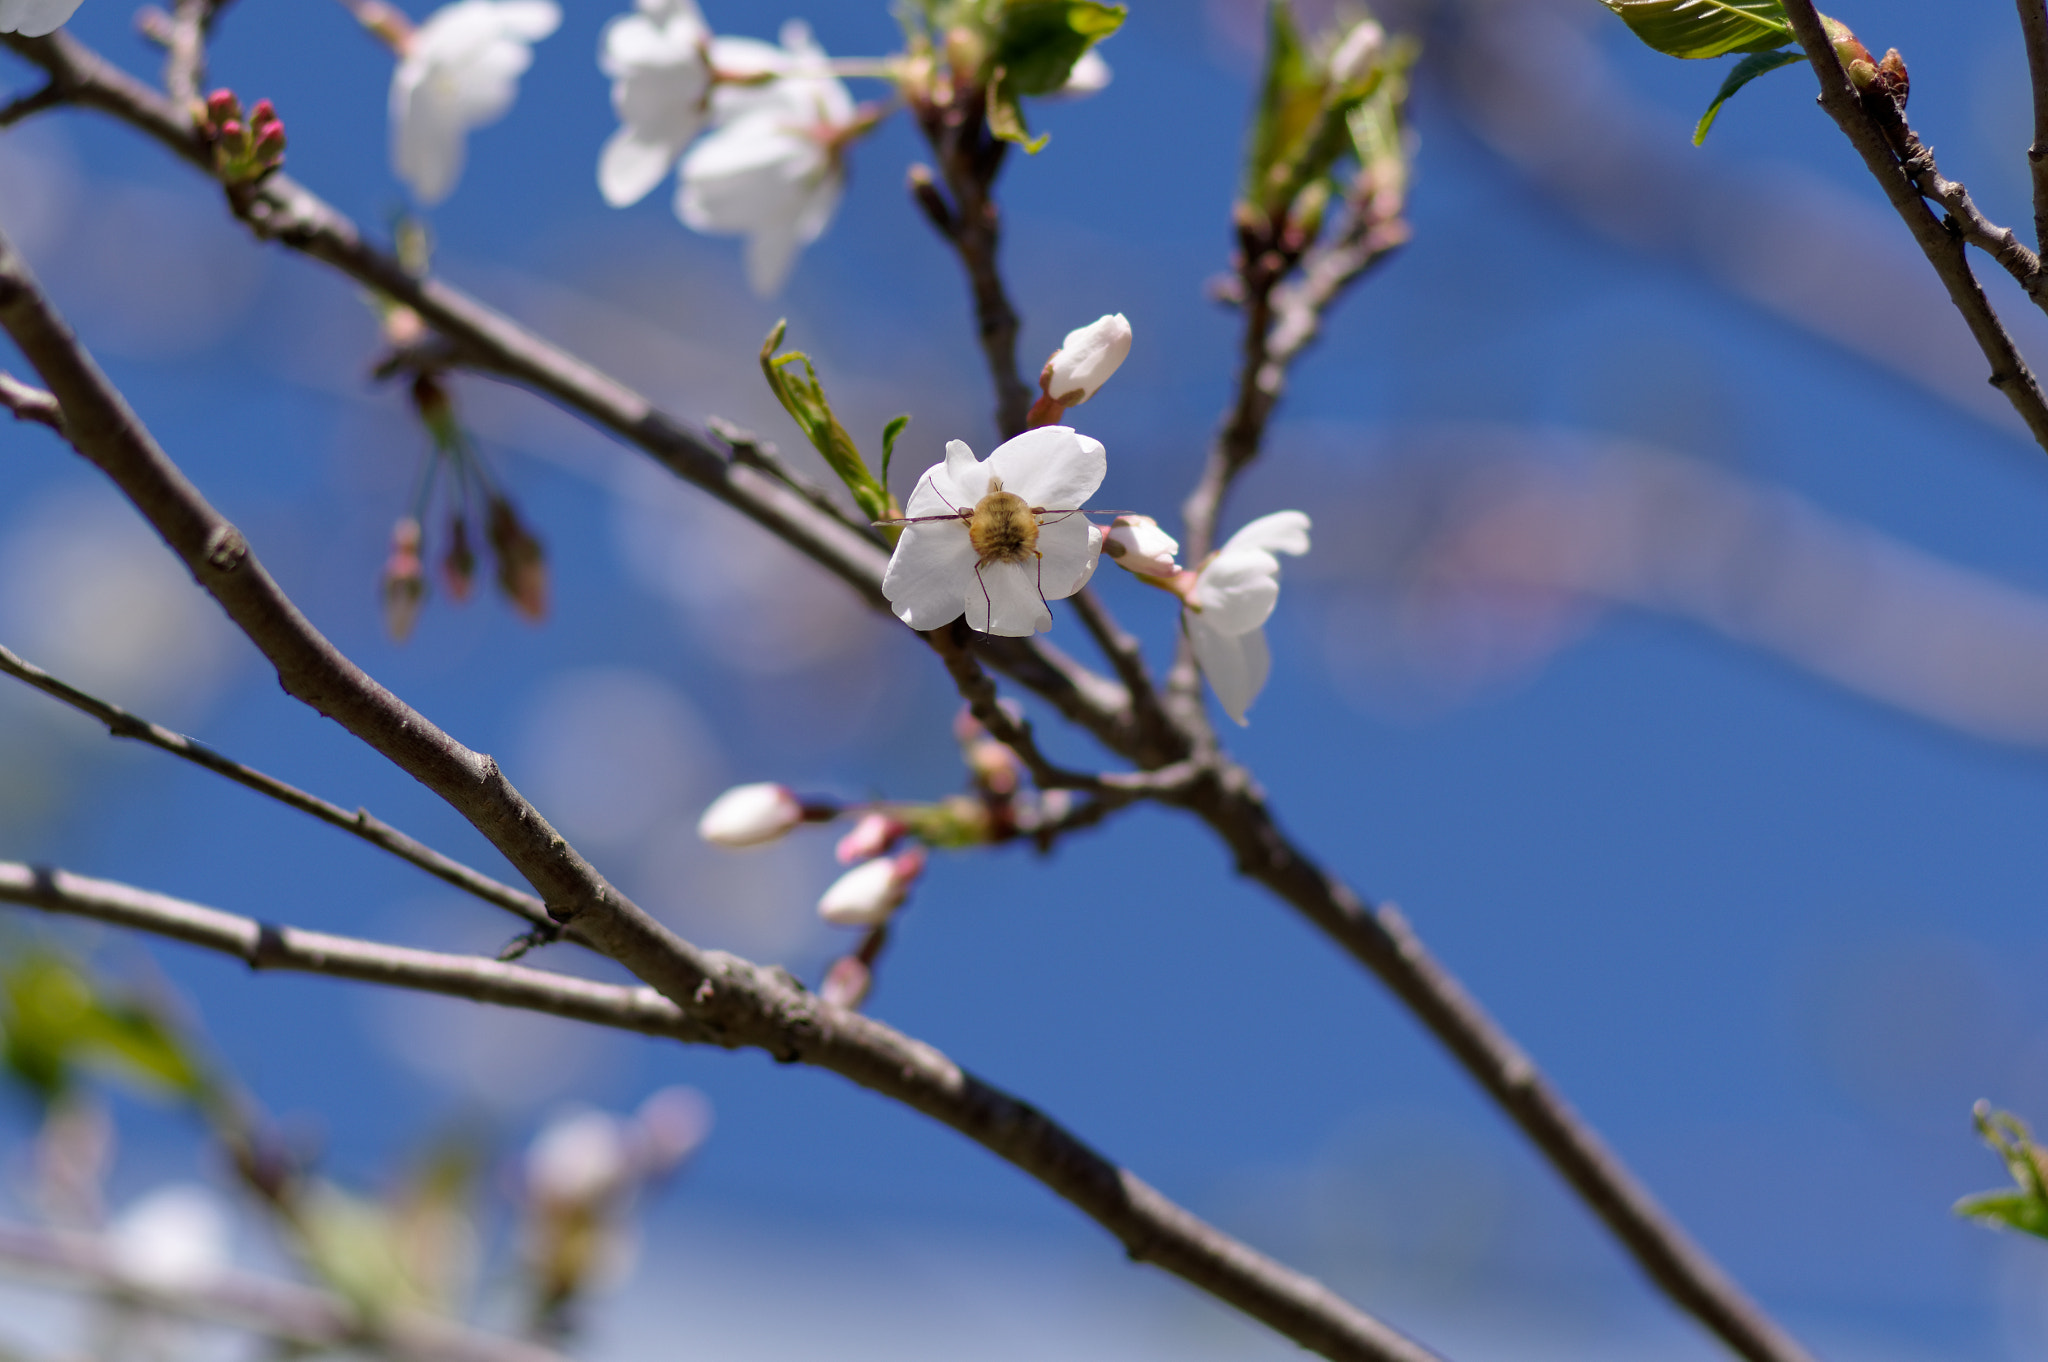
[968,477,1038,566]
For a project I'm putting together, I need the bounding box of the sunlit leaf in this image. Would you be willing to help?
[1692,48,1803,145]
[1245,2,1319,206]
[758,321,891,524]
[1955,1189,2048,1240]
[990,0,1126,96]
[1595,0,1792,59]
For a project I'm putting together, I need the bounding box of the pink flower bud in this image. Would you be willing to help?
[835,811,907,865]
[381,517,426,642]
[1103,514,1180,578]
[819,955,873,1008]
[205,89,240,126]
[817,848,926,927]
[697,783,804,847]
[1038,313,1131,407]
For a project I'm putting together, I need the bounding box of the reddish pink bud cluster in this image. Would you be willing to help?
[200,89,286,185]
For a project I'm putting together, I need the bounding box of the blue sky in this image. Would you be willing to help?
[7,0,2048,1357]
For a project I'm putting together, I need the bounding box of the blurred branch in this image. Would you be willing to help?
[906,90,1033,439]
[0,28,1137,757]
[2020,0,2048,252]
[0,641,567,943]
[0,1216,570,1362]
[1778,0,2048,454]
[0,859,1446,1362]
[0,80,58,126]
[0,370,59,428]
[145,0,234,112]
[1068,587,1183,767]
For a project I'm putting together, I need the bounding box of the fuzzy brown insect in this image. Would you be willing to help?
[875,474,1105,630]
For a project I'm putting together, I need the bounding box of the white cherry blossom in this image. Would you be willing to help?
[697,781,803,846]
[1185,511,1310,725]
[675,21,855,295]
[110,1185,230,1291]
[818,848,925,926]
[391,0,561,206]
[596,0,713,207]
[0,0,83,36]
[882,426,1106,637]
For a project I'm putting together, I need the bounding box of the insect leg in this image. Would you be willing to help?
[974,558,994,632]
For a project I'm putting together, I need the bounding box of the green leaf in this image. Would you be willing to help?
[1956,1189,2048,1239]
[990,0,1126,96]
[1245,2,1319,206]
[986,79,1051,152]
[880,414,911,497]
[758,322,891,524]
[1595,0,1792,59]
[0,953,208,1104]
[1692,48,1802,144]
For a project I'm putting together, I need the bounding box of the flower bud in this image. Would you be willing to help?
[817,848,926,927]
[1059,50,1112,97]
[204,89,240,126]
[965,738,1020,797]
[485,496,547,621]
[698,783,804,847]
[441,514,476,602]
[526,1109,628,1208]
[819,954,873,1008]
[835,811,908,865]
[1103,514,1180,578]
[381,517,426,642]
[1038,313,1132,407]
[1328,19,1384,87]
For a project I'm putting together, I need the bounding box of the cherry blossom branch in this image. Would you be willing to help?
[0,641,563,943]
[906,86,1033,440]
[0,1217,568,1362]
[1066,586,1184,768]
[0,79,58,126]
[137,0,233,112]
[0,231,1452,1362]
[1779,0,2048,454]
[0,860,1446,1362]
[0,28,1139,760]
[0,369,59,428]
[2020,0,2048,252]
[0,32,1803,1360]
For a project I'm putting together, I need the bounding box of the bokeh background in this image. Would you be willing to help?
[5,0,2048,1356]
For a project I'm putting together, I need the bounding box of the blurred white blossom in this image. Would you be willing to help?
[882,427,1106,637]
[1186,511,1311,724]
[527,1108,631,1207]
[676,20,856,295]
[1103,514,1180,579]
[596,0,713,207]
[1058,48,1111,96]
[391,0,561,205]
[1040,313,1131,407]
[818,848,925,926]
[0,0,82,35]
[110,1185,230,1291]
[698,781,804,847]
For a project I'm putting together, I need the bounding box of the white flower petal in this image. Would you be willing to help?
[1192,548,1283,635]
[743,212,805,296]
[392,89,469,206]
[1189,618,1271,725]
[903,457,972,518]
[883,521,977,630]
[1035,514,1102,599]
[942,438,992,503]
[968,558,1053,637]
[111,1186,229,1291]
[983,426,1105,511]
[1043,314,1131,406]
[389,0,556,204]
[1219,509,1311,560]
[0,0,83,35]
[598,125,687,206]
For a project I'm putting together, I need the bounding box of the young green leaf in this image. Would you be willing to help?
[758,321,891,523]
[1595,0,1792,60]
[986,79,1050,152]
[880,413,911,495]
[1955,1189,2048,1239]
[1244,2,1318,207]
[1692,48,1802,145]
[990,0,1125,96]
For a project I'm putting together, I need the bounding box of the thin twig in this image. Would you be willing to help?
[0,370,60,428]
[0,641,563,941]
[0,80,59,126]
[907,84,1033,440]
[160,0,231,112]
[0,1217,568,1362]
[1779,0,2048,455]
[2020,0,2048,253]
[1066,587,1185,769]
[0,860,1446,1362]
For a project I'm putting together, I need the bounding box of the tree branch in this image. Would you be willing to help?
[1780,0,2048,454]
[0,28,1136,759]
[0,369,59,428]
[0,860,1446,1362]
[907,87,1033,440]
[2020,0,2048,253]
[0,79,58,127]
[0,1217,568,1362]
[0,642,564,945]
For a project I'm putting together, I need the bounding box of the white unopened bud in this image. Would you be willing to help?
[1039,313,1132,407]
[526,1108,629,1206]
[1103,515,1181,578]
[817,848,927,926]
[698,783,803,847]
[1329,20,1384,86]
[1060,49,1112,96]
